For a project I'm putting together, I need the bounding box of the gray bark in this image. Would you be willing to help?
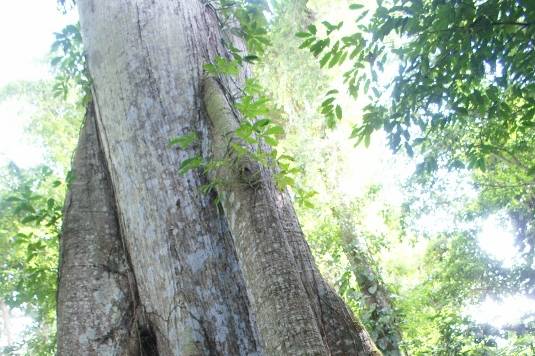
[57,103,138,355]
[204,78,379,355]
[57,0,380,355]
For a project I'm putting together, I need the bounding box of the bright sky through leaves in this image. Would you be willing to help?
[0,1,76,348]
[0,0,76,168]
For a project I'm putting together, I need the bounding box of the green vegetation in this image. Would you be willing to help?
[1,0,534,354]
[294,0,534,353]
[0,32,83,356]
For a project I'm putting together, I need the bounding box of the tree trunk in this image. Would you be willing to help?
[1,300,12,346]
[57,103,139,355]
[57,1,380,355]
[338,214,403,356]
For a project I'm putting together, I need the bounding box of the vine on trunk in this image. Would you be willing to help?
[170,0,316,207]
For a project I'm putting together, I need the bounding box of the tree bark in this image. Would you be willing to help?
[57,1,380,355]
[57,103,139,355]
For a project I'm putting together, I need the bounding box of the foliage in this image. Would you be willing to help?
[50,22,91,104]
[256,3,403,353]
[214,0,271,56]
[0,21,84,353]
[171,76,299,192]
[256,0,327,114]
[314,188,405,355]
[174,1,310,198]
[397,232,534,355]
[2,1,534,354]
[297,0,535,266]
[0,164,65,355]
[293,0,535,354]
[0,80,84,173]
[298,0,535,168]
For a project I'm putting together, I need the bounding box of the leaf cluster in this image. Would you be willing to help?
[50,23,91,105]
[0,164,65,355]
[170,77,299,193]
[175,1,314,200]
[298,0,535,170]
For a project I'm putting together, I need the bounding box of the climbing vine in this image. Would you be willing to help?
[170,0,314,206]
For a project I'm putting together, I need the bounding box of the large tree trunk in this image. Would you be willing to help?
[57,1,380,355]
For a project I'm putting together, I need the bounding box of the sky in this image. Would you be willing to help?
[0,0,534,348]
[0,0,76,168]
[0,1,76,87]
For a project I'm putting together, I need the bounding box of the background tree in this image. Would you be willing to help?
[0,77,82,355]
[297,0,535,353]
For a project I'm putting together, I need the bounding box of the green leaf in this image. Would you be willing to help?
[6,196,22,202]
[320,52,332,68]
[325,89,339,96]
[335,105,342,120]
[236,123,253,139]
[199,183,215,195]
[179,156,203,175]
[321,97,335,107]
[295,31,311,38]
[50,57,62,66]
[298,37,315,49]
[278,154,295,162]
[405,142,414,157]
[168,132,198,149]
[21,215,39,224]
[372,87,381,97]
[275,173,295,190]
[231,143,248,157]
[243,55,259,63]
[264,136,278,146]
[364,133,371,147]
[203,56,239,76]
[265,125,285,136]
[349,3,364,10]
[356,9,369,22]
[253,119,271,130]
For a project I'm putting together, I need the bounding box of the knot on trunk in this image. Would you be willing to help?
[236,155,262,188]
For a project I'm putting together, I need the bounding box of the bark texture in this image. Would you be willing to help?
[57,0,380,354]
[57,104,138,355]
[204,78,379,355]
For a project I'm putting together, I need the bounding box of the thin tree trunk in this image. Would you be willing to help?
[57,1,380,354]
[1,300,11,346]
[338,212,403,355]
